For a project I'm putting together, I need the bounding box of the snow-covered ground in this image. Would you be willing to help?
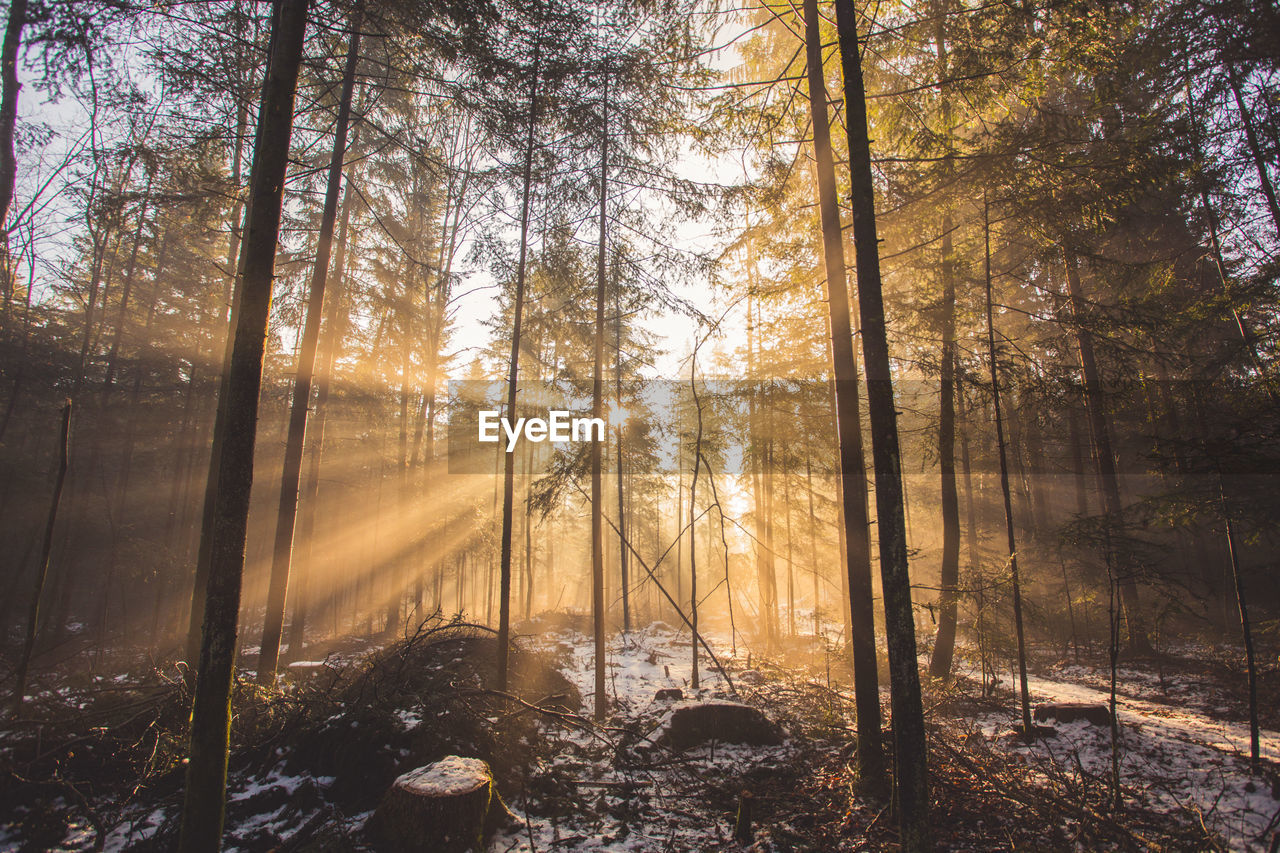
[969,669,1280,851]
[6,623,1275,851]
[495,623,794,851]
[517,624,1279,852]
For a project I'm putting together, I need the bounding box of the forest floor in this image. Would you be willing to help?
[1,616,1277,852]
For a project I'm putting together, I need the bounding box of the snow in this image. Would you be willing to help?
[6,620,1272,852]
[394,708,424,730]
[975,670,1280,851]
[515,623,1278,852]
[533,621,736,714]
[396,756,491,797]
[494,624,795,852]
[228,768,310,802]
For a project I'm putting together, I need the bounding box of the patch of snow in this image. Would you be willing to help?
[494,624,796,852]
[978,673,1280,851]
[394,708,423,730]
[228,769,308,802]
[396,756,490,797]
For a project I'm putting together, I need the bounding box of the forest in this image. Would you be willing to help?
[0,0,1277,849]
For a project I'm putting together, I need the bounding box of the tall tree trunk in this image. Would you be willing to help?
[1062,248,1149,654]
[929,226,959,672]
[257,8,360,684]
[957,384,979,573]
[828,378,854,653]
[286,168,356,659]
[615,286,630,633]
[1219,478,1259,772]
[984,198,1032,736]
[0,0,26,234]
[522,432,534,619]
[590,72,609,722]
[184,39,263,675]
[831,0,928,837]
[496,36,541,691]
[804,453,821,637]
[9,401,70,716]
[689,343,707,691]
[178,1,309,848]
[762,431,778,643]
[101,182,152,402]
[781,444,795,637]
[746,290,777,647]
[386,265,413,634]
[675,434,683,622]
[927,1,961,681]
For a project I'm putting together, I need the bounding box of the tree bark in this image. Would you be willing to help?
[257,6,361,684]
[178,0,310,848]
[616,286,630,633]
[286,167,356,660]
[781,442,795,636]
[1062,248,1149,653]
[101,183,152,402]
[927,3,960,681]
[185,29,265,676]
[0,0,26,233]
[746,291,778,647]
[9,401,70,716]
[496,34,541,691]
[984,198,1032,736]
[590,71,609,722]
[801,0,885,789]
[803,454,821,636]
[1219,479,1259,772]
[831,0,928,837]
[689,349,703,691]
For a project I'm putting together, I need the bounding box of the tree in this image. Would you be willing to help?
[590,67,608,722]
[1063,248,1151,655]
[9,399,69,716]
[179,0,310,847]
[832,0,929,845]
[257,0,362,685]
[801,0,884,792]
[495,3,544,692]
[0,0,28,235]
[983,196,1032,736]
[927,0,961,681]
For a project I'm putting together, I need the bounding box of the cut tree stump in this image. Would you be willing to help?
[1034,703,1112,726]
[659,700,783,750]
[734,789,754,844]
[367,756,502,852]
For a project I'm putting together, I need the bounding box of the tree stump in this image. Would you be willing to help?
[367,756,499,853]
[659,700,783,750]
[733,789,754,844]
[1034,703,1112,726]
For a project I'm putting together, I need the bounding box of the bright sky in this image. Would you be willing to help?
[447,10,754,385]
[13,5,757,388]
